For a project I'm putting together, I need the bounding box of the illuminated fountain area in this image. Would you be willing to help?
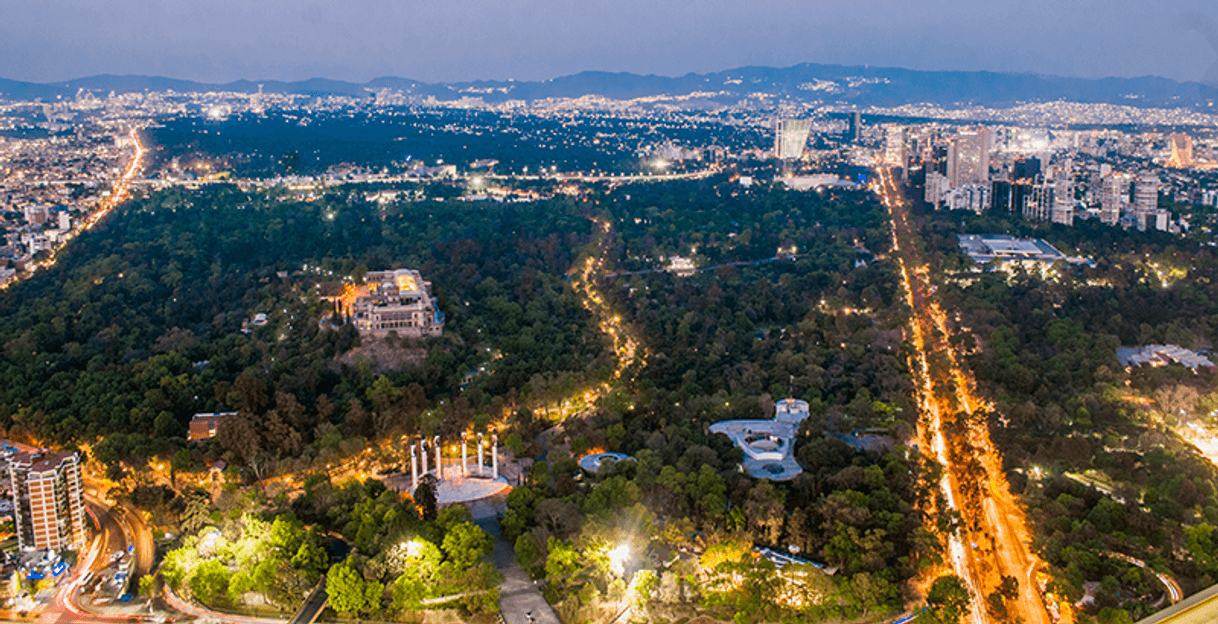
[709,398,809,481]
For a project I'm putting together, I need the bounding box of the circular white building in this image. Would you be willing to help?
[579,452,633,474]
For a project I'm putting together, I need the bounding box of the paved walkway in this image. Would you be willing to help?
[475,517,559,624]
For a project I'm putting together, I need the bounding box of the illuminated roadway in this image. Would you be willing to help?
[878,168,1053,624]
[1135,583,1218,624]
[6,128,146,290]
[1104,552,1182,605]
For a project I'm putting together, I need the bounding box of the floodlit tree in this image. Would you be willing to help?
[189,559,231,605]
[441,522,493,571]
[327,561,371,615]
[923,575,971,624]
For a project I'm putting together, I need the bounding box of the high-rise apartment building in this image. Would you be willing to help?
[925,171,951,206]
[1022,184,1054,222]
[847,111,861,143]
[10,451,85,552]
[1134,174,1159,214]
[945,183,991,213]
[1100,174,1128,226]
[1052,178,1074,226]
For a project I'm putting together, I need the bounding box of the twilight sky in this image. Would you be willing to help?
[2,0,1218,85]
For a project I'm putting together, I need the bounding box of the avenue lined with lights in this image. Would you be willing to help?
[878,167,1056,624]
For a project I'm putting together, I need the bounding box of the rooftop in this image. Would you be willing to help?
[28,451,77,474]
[578,452,633,474]
[957,234,1066,264]
[709,398,810,481]
[1117,344,1215,370]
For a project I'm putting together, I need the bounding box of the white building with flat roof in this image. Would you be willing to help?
[710,398,810,481]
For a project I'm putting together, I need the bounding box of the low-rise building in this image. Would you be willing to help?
[188,412,236,441]
[710,398,810,481]
[957,234,1093,269]
[666,256,696,277]
[1117,344,1215,371]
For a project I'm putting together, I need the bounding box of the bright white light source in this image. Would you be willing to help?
[608,544,630,576]
[404,540,423,557]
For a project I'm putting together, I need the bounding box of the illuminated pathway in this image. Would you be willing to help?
[569,216,646,401]
[878,168,1055,624]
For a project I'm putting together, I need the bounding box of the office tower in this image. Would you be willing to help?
[883,125,907,167]
[10,451,86,551]
[1013,157,1041,182]
[773,118,814,160]
[1169,133,1194,168]
[948,128,991,187]
[991,180,1013,212]
[847,111,861,143]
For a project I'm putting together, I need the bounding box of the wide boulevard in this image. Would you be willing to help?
[878,168,1052,624]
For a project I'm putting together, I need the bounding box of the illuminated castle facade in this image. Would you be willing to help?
[352,269,444,337]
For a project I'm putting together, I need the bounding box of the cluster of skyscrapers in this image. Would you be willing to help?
[769,113,1198,235]
[905,126,1189,233]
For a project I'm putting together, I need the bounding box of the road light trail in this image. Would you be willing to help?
[4,127,146,289]
[878,168,1053,624]
[82,128,146,231]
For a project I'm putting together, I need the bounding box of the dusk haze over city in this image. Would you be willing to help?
[6,2,1218,624]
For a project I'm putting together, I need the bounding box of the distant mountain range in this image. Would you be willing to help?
[3,63,1218,110]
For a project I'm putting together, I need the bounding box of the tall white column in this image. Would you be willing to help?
[420,439,428,477]
[410,444,418,492]
[434,435,442,480]
[492,434,499,479]
[477,433,485,477]
[461,433,468,477]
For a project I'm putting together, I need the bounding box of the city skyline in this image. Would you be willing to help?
[7,4,1218,623]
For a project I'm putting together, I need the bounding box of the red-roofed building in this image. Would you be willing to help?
[188,412,236,441]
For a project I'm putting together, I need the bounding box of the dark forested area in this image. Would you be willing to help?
[0,185,605,461]
[501,181,938,621]
[147,107,767,178]
[2,170,950,620]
